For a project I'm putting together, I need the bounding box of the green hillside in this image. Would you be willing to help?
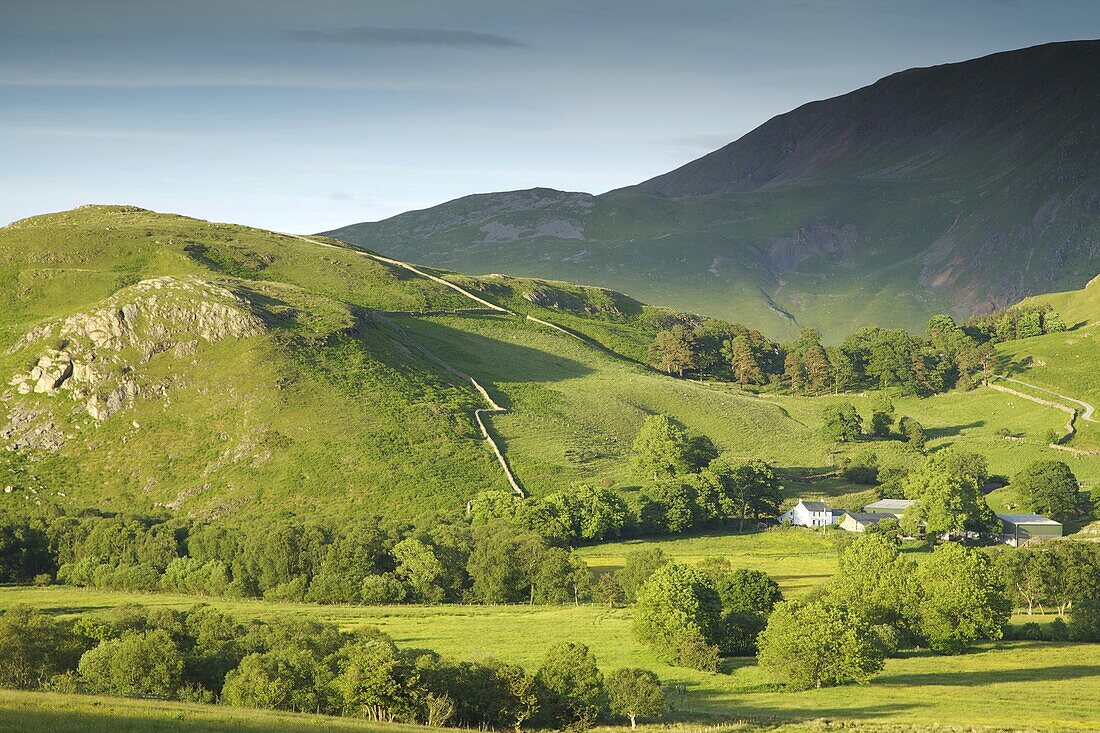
[0,206,510,520]
[327,41,1100,341]
[3,205,1099,524]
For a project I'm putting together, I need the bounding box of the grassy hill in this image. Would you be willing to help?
[0,206,512,521]
[3,205,1099,525]
[326,40,1100,341]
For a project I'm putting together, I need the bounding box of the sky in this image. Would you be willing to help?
[2,1,1098,232]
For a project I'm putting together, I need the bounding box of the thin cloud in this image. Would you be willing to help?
[289,26,526,49]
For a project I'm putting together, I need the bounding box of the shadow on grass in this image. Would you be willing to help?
[884,663,1100,687]
[925,420,985,439]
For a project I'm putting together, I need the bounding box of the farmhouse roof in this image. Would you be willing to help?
[799,500,828,512]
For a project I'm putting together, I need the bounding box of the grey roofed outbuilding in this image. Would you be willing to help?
[844,511,884,524]
[863,499,915,512]
[996,513,1062,526]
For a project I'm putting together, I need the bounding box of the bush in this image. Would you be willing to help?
[535,642,607,730]
[757,601,885,690]
[1070,599,1100,642]
[262,576,309,602]
[720,610,767,656]
[1048,617,1070,642]
[360,573,408,605]
[1018,622,1043,641]
[77,629,184,698]
[633,564,722,667]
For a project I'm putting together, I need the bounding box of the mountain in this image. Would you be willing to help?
[326,40,1100,341]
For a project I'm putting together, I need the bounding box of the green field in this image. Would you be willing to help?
[1,584,1098,732]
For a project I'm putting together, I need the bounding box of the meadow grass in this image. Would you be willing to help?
[0,689,426,733]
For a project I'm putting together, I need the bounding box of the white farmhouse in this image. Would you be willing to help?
[779,499,836,527]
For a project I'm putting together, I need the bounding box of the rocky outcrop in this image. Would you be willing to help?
[3,277,265,447]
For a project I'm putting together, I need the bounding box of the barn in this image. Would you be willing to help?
[997,513,1063,546]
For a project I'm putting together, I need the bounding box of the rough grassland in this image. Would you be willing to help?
[1,585,1098,732]
[0,689,426,733]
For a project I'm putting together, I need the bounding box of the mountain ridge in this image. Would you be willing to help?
[325,40,1100,340]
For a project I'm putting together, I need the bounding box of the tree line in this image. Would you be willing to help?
[0,504,600,607]
[0,603,667,730]
[647,305,1067,396]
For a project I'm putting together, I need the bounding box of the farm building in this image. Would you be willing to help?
[997,513,1063,546]
[862,498,914,518]
[779,500,836,527]
[838,511,884,533]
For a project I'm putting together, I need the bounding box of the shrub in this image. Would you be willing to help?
[360,573,408,605]
[757,600,884,690]
[633,564,722,667]
[535,642,607,730]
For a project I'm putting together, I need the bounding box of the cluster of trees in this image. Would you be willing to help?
[821,397,927,451]
[472,415,783,542]
[646,306,1066,396]
[990,541,1100,634]
[0,603,667,730]
[758,536,1009,690]
[632,560,782,670]
[0,506,604,607]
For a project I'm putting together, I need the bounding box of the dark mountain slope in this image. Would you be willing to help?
[326,40,1100,340]
[635,40,1100,197]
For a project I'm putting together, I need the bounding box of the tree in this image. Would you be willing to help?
[757,600,884,690]
[331,641,415,721]
[392,538,445,604]
[783,352,804,393]
[638,478,698,534]
[821,403,862,443]
[698,459,782,529]
[0,605,85,690]
[917,543,1010,654]
[648,325,698,376]
[1016,310,1043,339]
[869,395,894,438]
[1013,461,1080,519]
[490,660,539,732]
[632,415,692,479]
[467,524,547,604]
[78,629,185,699]
[616,548,668,603]
[992,548,1051,615]
[706,566,782,615]
[593,572,626,607]
[897,416,926,451]
[828,347,859,393]
[726,334,764,386]
[828,534,919,632]
[802,345,832,393]
[1043,312,1068,333]
[902,450,998,538]
[606,668,666,729]
[633,564,722,668]
[534,642,607,730]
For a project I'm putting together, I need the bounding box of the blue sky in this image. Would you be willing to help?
[2,0,1098,232]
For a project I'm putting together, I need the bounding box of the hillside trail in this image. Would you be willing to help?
[991,374,1096,422]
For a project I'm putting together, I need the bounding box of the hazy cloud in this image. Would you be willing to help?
[289,26,526,49]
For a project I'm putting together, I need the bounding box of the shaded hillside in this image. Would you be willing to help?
[327,40,1100,340]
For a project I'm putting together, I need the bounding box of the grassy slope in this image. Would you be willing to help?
[0,207,508,520]
[3,584,1098,732]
